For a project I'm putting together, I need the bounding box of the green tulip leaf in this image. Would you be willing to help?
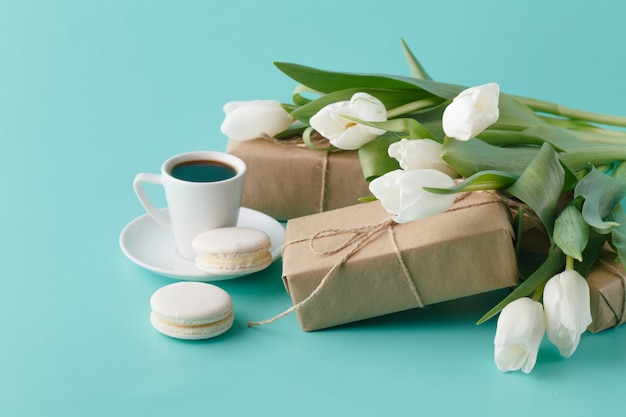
[477,247,565,325]
[291,84,318,106]
[401,103,449,138]
[274,62,466,100]
[424,170,518,194]
[574,168,626,234]
[553,205,589,262]
[275,62,424,94]
[560,160,580,193]
[358,135,401,181]
[301,126,335,151]
[490,94,550,132]
[477,129,567,150]
[478,124,587,152]
[341,116,436,141]
[575,229,609,277]
[358,196,377,202]
[289,88,433,124]
[560,145,626,173]
[506,143,564,237]
[400,38,432,80]
[607,204,626,263]
[441,138,540,178]
[520,125,588,151]
[612,161,626,183]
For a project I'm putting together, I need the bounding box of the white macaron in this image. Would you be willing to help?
[192,227,272,276]
[150,281,234,340]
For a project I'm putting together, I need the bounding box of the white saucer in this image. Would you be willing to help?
[119,208,285,281]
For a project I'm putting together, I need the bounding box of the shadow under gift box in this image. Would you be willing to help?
[227,138,371,221]
[281,192,519,332]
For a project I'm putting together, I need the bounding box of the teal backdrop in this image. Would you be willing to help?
[1,1,625,416]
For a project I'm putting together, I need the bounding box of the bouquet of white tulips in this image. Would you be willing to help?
[221,40,626,373]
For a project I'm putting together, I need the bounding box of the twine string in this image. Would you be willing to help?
[388,225,424,307]
[319,152,329,213]
[247,217,424,327]
[262,134,330,215]
[248,190,526,328]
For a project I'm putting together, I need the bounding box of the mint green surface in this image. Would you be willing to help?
[2,1,626,416]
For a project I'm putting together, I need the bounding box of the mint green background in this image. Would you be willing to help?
[2,1,626,416]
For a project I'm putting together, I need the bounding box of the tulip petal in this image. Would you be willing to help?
[332,124,379,150]
[369,170,403,215]
[221,100,293,141]
[494,297,545,374]
[387,139,458,177]
[442,83,500,141]
[309,92,387,150]
[369,169,456,223]
[543,270,592,358]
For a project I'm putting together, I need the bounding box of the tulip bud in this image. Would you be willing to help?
[310,92,387,150]
[543,270,592,358]
[442,83,500,141]
[368,169,456,223]
[387,138,458,178]
[220,100,294,141]
[494,297,546,374]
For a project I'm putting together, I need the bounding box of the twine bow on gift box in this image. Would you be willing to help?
[247,191,513,328]
[247,215,423,327]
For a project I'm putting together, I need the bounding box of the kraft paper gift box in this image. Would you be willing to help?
[587,250,626,334]
[227,138,371,221]
[280,192,519,331]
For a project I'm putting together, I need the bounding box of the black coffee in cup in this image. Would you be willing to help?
[171,160,237,183]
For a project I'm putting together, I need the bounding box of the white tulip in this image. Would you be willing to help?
[442,83,500,141]
[494,297,545,374]
[368,169,456,223]
[220,100,294,141]
[387,138,458,178]
[309,92,387,150]
[543,270,592,358]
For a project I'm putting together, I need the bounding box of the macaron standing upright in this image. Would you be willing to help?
[192,227,272,276]
[150,281,234,340]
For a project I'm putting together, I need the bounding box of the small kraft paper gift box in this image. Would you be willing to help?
[586,249,626,333]
[227,138,371,221]
[280,192,519,331]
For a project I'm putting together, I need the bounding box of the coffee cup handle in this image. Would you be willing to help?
[133,173,171,230]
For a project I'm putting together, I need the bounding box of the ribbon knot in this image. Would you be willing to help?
[248,217,423,327]
[305,218,394,256]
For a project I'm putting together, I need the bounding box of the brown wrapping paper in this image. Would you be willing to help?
[281,192,519,331]
[227,138,371,221]
[587,250,626,333]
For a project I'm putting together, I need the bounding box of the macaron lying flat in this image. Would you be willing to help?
[192,227,272,276]
[150,281,234,340]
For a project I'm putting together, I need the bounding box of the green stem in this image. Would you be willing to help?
[532,283,545,301]
[476,247,565,324]
[513,95,626,128]
[541,116,626,144]
[301,126,335,151]
[565,255,575,271]
[566,128,626,145]
[387,97,444,119]
[560,145,626,171]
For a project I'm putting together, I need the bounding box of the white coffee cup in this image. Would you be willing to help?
[133,151,246,260]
